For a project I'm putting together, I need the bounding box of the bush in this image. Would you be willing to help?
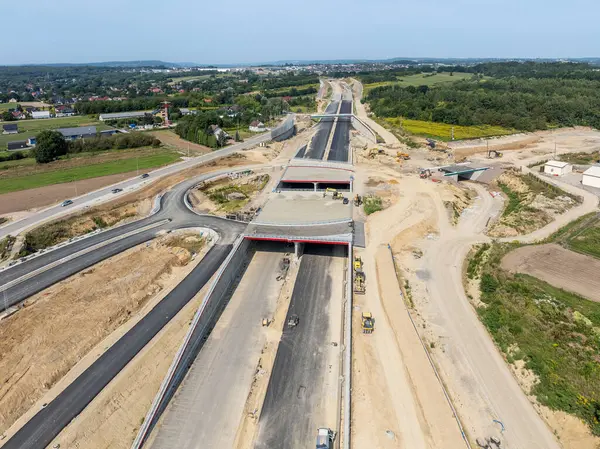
[480,272,499,294]
[363,196,383,215]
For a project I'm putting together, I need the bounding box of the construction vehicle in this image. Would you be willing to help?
[287,314,299,328]
[354,271,366,294]
[419,168,432,179]
[316,428,336,449]
[426,138,436,149]
[323,188,343,200]
[353,194,362,206]
[396,152,411,160]
[262,318,271,327]
[487,149,503,159]
[361,312,374,334]
[353,256,362,271]
[367,147,385,158]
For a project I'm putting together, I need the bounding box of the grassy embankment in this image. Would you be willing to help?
[0,148,181,194]
[558,151,600,165]
[467,241,600,436]
[363,196,383,215]
[0,116,113,149]
[204,175,269,213]
[548,212,600,259]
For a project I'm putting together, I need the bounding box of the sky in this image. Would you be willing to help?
[2,0,599,65]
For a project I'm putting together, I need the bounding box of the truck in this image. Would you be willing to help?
[316,428,335,449]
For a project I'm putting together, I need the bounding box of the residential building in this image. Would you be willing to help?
[582,166,600,189]
[55,105,76,117]
[249,120,266,132]
[2,123,18,134]
[11,111,25,120]
[7,140,28,151]
[179,108,191,115]
[31,110,51,119]
[543,160,572,176]
[209,124,229,141]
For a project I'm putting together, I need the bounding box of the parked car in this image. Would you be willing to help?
[61,200,73,207]
[141,173,150,179]
[342,197,349,205]
[111,188,123,194]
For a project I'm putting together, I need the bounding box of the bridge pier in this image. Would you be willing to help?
[294,242,304,260]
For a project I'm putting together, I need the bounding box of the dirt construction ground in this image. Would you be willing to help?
[0,231,210,438]
[501,243,600,302]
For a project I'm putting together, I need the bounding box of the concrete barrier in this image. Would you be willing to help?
[271,115,296,141]
[131,236,253,449]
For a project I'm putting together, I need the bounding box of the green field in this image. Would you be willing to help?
[549,212,600,259]
[0,116,112,149]
[471,243,600,436]
[364,72,476,94]
[0,150,180,194]
[267,83,320,95]
[384,117,515,141]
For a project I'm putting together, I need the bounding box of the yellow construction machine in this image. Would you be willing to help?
[354,271,366,294]
[324,188,343,199]
[396,152,411,160]
[353,194,362,206]
[367,148,385,158]
[353,256,363,272]
[361,312,374,334]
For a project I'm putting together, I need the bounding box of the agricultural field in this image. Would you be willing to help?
[363,72,476,94]
[467,243,600,437]
[0,116,112,149]
[549,212,600,259]
[384,117,515,141]
[0,148,180,194]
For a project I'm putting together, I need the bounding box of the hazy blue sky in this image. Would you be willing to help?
[3,0,599,64]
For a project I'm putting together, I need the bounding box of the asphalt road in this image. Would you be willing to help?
[2,242,233,449]
[0,168,250,449]
[304,101,339,160]
[0,167,248,310]
[151,244,288,449]
[327,100,352,162]
[254,245,343,449]
[0,132,271,240]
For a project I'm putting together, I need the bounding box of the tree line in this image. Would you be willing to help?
[366,68,600,131]
[31,130,161,163]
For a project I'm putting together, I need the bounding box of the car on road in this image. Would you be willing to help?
[111,188,123,194]
[141,173,150,179]
[342,197,349,205]
[61,200,73,207]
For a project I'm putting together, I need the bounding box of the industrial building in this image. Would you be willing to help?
[544,160,572,176]
[99,111,149,121]
[2,123,18,134]
[7,140,28,151]
[57,126,98,140]
[582,166,600,188]
[31,111,51,119]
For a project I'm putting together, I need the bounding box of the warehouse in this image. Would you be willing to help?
[543,160,572,176]
[582,166,600,189]
[99,111,149,121]
[57,126,97,140]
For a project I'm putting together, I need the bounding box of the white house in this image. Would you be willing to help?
[249,120,266,132]
[582,166,600,189]
[544,160,572,176]
[31,110,51,119]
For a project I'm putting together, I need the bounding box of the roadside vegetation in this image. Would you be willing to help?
[201,174,269,213]
[0,148,180,195]
[363,195,383,215]
[548,212,600,259]
[488,170,580,237]
[467,243,600,436]
[558,151,600,165]
[363,72,475,94]
[0,234,16,261]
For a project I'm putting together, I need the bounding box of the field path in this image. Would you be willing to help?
[350,79,399,145]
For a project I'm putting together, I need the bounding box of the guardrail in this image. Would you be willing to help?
[131,236,252,449]
[343,242,353,449]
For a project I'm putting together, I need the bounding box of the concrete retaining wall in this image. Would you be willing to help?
[132,237,253,449]
[271,115,296,141]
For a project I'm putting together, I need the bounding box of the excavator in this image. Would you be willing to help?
[353,194,362,206]
[419,168,432,179]
[396,152,411,160]
[361,312,374,334]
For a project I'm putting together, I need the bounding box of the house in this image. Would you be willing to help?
[2,123,18,135]
[31,111,51,119]
[11,111,24,120]
[55,105,76,117]
[249,120,266,132]
[7,140,28,151]
[209,125,229,141]
[179,108,191,115]
[543,160,572,176]
[57,126,97,140]
[582,166,600,189]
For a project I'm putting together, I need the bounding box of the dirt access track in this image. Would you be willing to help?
[501,243,600,303]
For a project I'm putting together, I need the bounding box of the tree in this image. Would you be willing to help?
[32,130,67,163]
[1,111,14,121]
[235,130,241,142]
